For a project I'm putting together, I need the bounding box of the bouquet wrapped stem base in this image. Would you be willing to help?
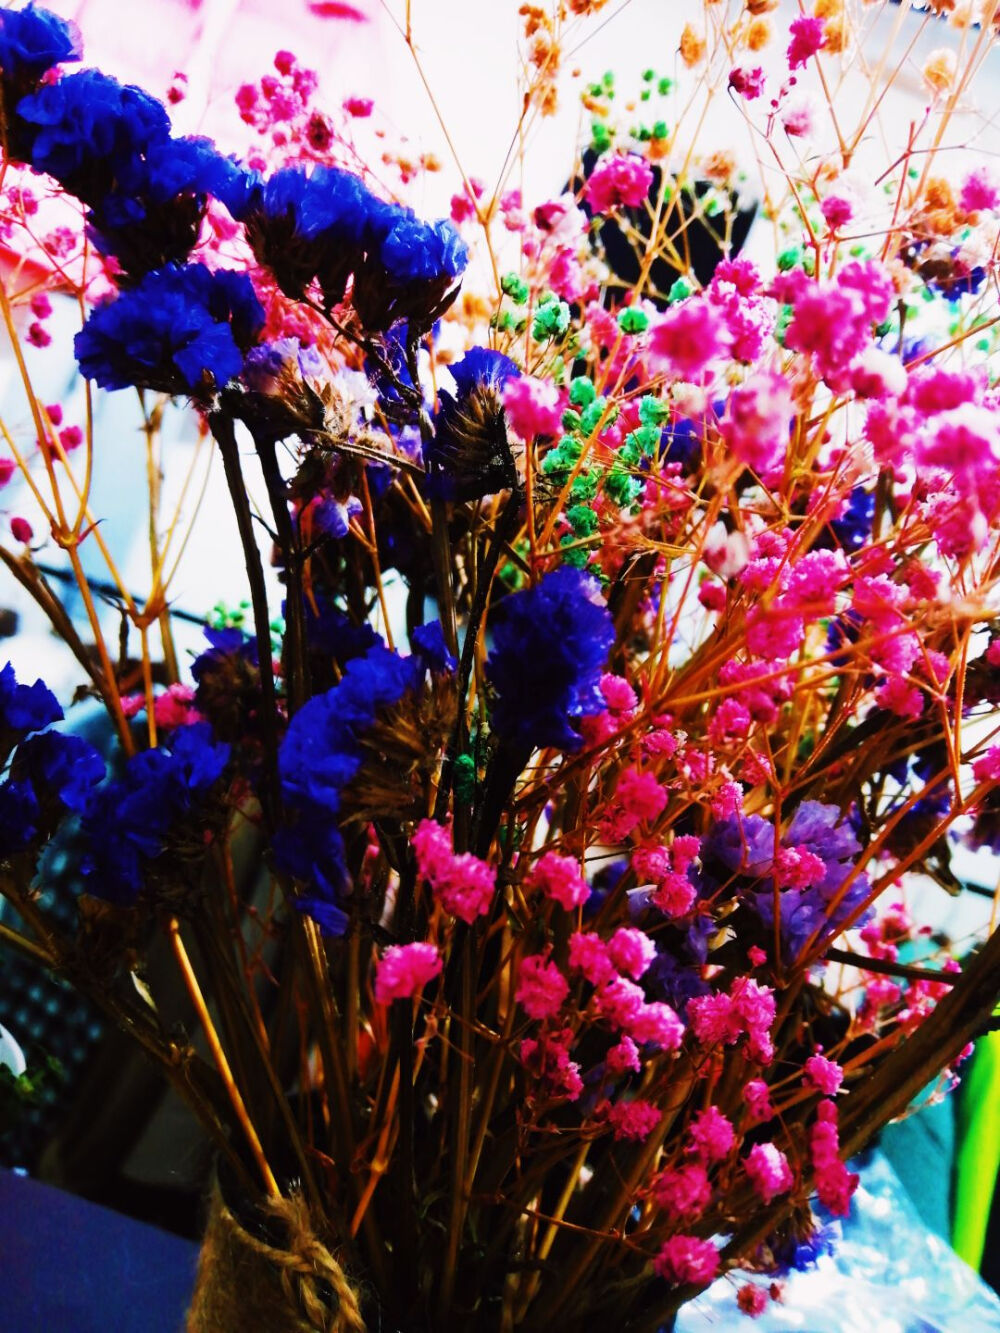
[187,1182,365,1333]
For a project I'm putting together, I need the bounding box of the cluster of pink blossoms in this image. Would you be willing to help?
[411,819,495,923]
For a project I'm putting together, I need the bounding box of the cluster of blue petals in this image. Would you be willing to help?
[0,3,80,92]
[74,262,264,397]
[0,660,62,749]
[485,567,615,752]
[426,348,521,502]
[0,664,105,859]
[221,160,467,327]
[276,638,450,933]
[699,800,871,959]
[15,61,238,275]
[78,722,229,904]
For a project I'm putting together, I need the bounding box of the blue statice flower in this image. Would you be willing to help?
[275,642,424,932]
[74,262,264,398]
[815,485,874,553]
[191,626,262,746]
[410,620,456,674]
[17,69,169,202]
[16,731,105,813]
[701,801,871,959]
[0,731,105,858]
[231,164,371,304]
[0,779,40,858]
[88,136,244,278]
[78,722,230,904]
[0,3,80,102]
[485,567,615,752]
[0,661,62,756]
[280,643,421,815]
[353,210,468,332]
[303,598,382,669]
[426,348,521,502]
[231,338,328,442]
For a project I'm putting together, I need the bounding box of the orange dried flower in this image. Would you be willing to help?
[519,4,551,39]
[745,17,772,49]
[922,47,958,95]
[703,150,736,183]
[680,23,707,66]
[822,16,849,53]
[745,0,778,12]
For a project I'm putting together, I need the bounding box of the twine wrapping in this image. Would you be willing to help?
[187,1183,367,1333]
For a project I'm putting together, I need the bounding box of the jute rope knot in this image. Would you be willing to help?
[187,1184,367,1333]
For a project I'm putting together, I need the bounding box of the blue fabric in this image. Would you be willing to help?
[0,1170,198,1333]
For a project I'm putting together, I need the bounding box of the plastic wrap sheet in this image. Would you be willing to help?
[676,1151,1000,1332]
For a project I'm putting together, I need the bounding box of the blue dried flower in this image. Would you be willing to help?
[353,210,468,331]
[232,164,371,304]
[279,643,421,814]
[485,568,615,752]
[702,802,871,959]
[79,722,230,904]
[89,136,243,277]
[410,620,456,674]
[17,69,169,202]
[74,262,263,398]
[275,643,424,930]
[0,661,62,755]
[426,348,521,502]
[0,3,80,101]
[16,730,105,813]
[0,779,40,858]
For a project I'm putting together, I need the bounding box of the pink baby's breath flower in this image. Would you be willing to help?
[502,374,562,439]
[607,927,656,979]
[525,850,589,910]
[737,1284,769,1318]
[603,1098,661,1141]
[686,1106,735,1163]
[688,991,740,1047]
[720,369,791,477]
[615,767,668,824]
[787,15,824,69]
[606,1035,641,1075]
[652,872,697,919]
[781,98,815,138]
[629,1001,684,1052]
[729,65,765,99]
[568,931,615,986]
[820,195,853,230]
[810,1100,859,1216]
[516,953,570,1020]
[654,1235,719,1285]
[343,95,373,117]
[585,153,654,213]
[412,819,495,923]
[804,1053,844,1096]
[153,683,203,730]
[600,672,637,712]
[648,300,729,381]
[744,1078,774,1122]
[654,1163,711,1219]
[961,167,999,213]
[598,975,646,1028]
[745,1142,794,1204]
[375,943,443,1003]
[412,818,455,882]
[973,747,1000,782]
[10,517,32,543]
